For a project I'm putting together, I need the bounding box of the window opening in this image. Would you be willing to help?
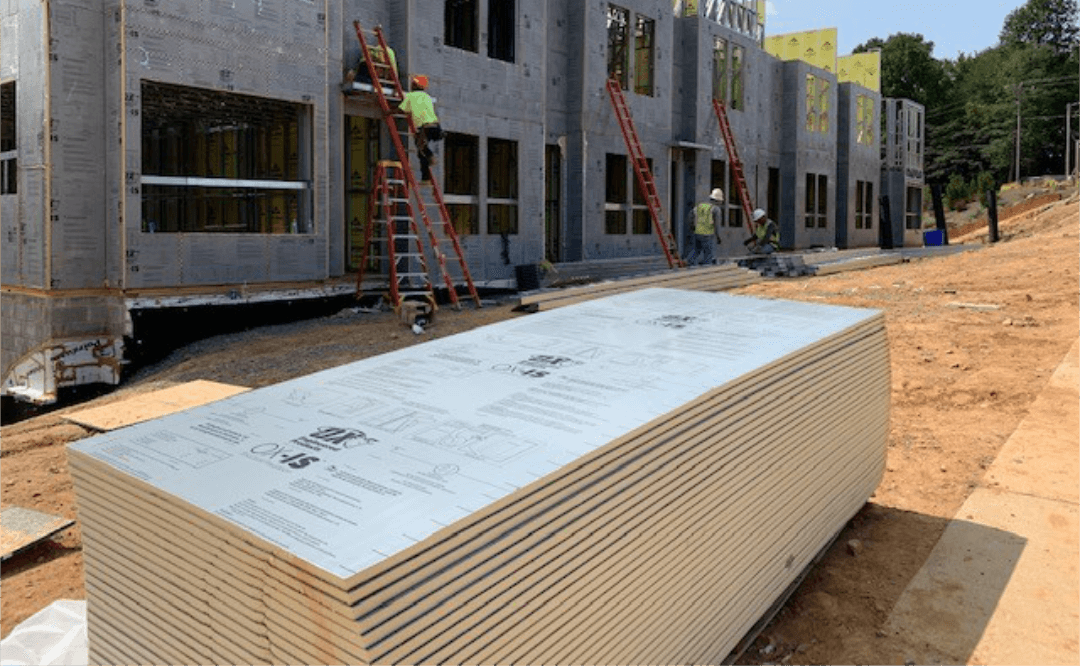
[487,137,519,235]
[711,159,728,226]
[488,0,515,62]
[605,153,628,234]
[140,81,310,234]
[806,74,817,132]
[445,0,479,53]
[817,78,830,133]
[855,180,874,229]
[712,38,728,103]
[817,174,828,228]
[346,116,380,272]
[1,82,15,195]
[444,132,480,235]
[606,5,630,90]
[545,144,561,262]
[631,157,653,233]
[856,94,875,146]
[804,173,816,228]
[905,185,922,230]
[730,45,744,110]
[634,15,655,96]
[767,167,780,224]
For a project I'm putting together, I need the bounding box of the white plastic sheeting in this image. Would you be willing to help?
[0,601,87,666]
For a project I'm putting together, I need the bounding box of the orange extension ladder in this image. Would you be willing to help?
[712,98,756,237]
[605,77,685,269]
[352,20,481,309]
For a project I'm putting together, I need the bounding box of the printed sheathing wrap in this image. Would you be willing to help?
[68,288,890,665]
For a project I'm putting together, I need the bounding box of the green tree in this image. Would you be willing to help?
[1000,0,1079,53]
[854,33,950,108]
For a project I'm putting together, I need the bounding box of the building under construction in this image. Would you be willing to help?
[1,0,925,402]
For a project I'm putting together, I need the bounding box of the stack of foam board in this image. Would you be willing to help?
[517,263,761,311]
[68,288,889,665]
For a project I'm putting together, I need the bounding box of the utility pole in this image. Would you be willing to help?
[1014,83,1022,184]
[1070,101,1080,180]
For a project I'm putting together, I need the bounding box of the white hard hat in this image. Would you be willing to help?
[710,188,725,202]
[752,208,766,221]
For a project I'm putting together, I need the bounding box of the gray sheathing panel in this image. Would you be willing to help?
[0,2,16,80]
[673,17,782,255]
[48,1,108,290]
[103,0,124,289]
[836,83,881,250]
[780,60,838,250]
[403,0,549,275]
[120,0,332,289]
[324,0,344,276]
[2,1,48,289]
[574,1,675,262]
[544,0,572,137]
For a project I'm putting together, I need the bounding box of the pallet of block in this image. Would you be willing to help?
[516,263,762,311]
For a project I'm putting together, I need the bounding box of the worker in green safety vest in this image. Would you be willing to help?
[347,43,398,86]
[399,75,444,182]
[685,188,724,265]
[745,208,780,254]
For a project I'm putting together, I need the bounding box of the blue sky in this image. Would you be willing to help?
[763,0,1030,60]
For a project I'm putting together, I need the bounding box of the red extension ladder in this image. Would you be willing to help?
[605,77,685,269]
[352,21,481,309]
[712,98,755,237]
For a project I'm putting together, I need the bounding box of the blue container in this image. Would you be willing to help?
[923,229,944,247]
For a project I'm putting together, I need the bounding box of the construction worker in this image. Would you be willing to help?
[745,208,780,254]
[686,188,724,265]
[399,75,443,182]
[346,43,398,86]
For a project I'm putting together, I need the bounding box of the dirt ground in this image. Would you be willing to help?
[1,186,1077,665]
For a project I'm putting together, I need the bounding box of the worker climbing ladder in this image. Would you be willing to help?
[605,77,685,269]
[352,20,481,309]
[712,98,756,237]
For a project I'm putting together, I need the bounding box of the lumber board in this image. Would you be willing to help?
[63,380,249,431]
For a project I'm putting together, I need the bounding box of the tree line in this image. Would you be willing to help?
[854,0,1079,196]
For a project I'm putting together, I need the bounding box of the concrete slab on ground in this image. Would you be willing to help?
[885,340,1080,665]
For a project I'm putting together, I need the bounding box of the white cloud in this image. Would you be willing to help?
[767,1,778,16]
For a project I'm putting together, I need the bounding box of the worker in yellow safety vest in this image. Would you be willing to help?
[745,208,780,254]
[346,43,398,86]
[399,75,444,182]
[685,188,724,265]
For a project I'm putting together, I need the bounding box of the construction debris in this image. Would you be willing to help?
[68,288,889,665]
[738,254,816,278]
[1,507,75,562]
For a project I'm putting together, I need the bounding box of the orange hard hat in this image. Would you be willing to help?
[411,74,428,89]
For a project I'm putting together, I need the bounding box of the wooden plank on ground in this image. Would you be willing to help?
[0,506,75,561]
[64,380,249,431]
